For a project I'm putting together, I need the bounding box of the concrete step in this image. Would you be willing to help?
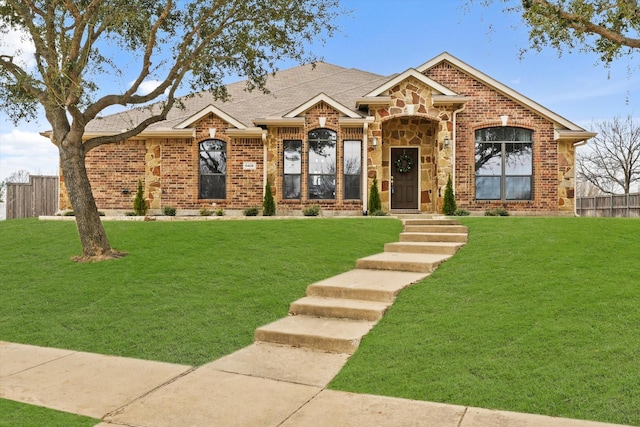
[305,269,429,302]
[356,252,450,273]
[254,315,377,354]
[399,232,468,243]
[403,219,461,226]
[404,224,468,233]
[384,241,464,255]
[289,296,391,321]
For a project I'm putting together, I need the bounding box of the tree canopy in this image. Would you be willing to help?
[479,0,639,64]
[0,0,341,259]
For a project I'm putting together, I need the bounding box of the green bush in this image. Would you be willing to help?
[199,207,213,216]
[163,206,177,216]
[368,178,381,214]
[133,180,148,216]
[263,180,276,216]
[442,174,457,215]
[214,208,225,216]
[485,208,510,216]
[244,207,260,216]
[302,204,320,216]
[454,208,470,216]
[369,210,388,216]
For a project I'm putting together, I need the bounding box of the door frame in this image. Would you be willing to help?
[389,146,420,211]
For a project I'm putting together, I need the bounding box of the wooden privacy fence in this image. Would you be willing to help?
[576,193,640,218]
[6,176,59,219]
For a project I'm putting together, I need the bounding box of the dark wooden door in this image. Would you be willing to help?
[391,148,419,209]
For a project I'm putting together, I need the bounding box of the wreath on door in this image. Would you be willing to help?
[395,154,414,174]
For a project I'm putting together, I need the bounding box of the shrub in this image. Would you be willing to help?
[453,208,470,216]
[368,178,381,214]
[442,174,457,215]
[485,208,510,216]
[199,207,213,216]
[125,211,136,216]
[133,180,148,216]
[163,206,177,216]
[244,207,260,216]
[302,204,320,216]
[214,208,225,216]
[370,209,388,216]
[263,180,276,216]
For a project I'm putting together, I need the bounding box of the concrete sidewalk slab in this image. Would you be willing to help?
[105,368,321,427]
[280,389,466,427]
[205,342,349,387]
[460,407,627,427]
[0,341,75,377]
[0,342,192,419]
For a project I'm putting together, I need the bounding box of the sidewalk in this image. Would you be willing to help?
[0,340,630,427]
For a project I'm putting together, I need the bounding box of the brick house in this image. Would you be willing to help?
[58,52,595,215]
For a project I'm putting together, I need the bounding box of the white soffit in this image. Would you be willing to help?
[417,52,585,131]
[175,105,247,130]
[284,93,362,119]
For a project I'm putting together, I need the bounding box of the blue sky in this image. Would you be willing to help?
[0,0,638,182]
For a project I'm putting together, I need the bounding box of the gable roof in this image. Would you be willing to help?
[417,52,586,131]
[82,52,593,139]
[284,92,362,119]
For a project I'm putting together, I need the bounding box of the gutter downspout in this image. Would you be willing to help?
[451,105,466,190]
[572,139,589,217]
[363,121,369,215]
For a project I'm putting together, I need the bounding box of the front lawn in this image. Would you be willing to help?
[1,217,638,425]
[0,217,401,365]
[329,217,640,426]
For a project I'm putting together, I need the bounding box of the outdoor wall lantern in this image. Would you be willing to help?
[500,115,509,126]
[121,188,130,195]
[444,134,450,148]
[371,137,378,149]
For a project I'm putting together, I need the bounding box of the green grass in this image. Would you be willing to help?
[2,217,639,425]
[329,217,640,425]
[0,400,98,427]
[0,218,402,365]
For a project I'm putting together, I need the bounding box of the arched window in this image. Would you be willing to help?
[199,139,226,199]
[308,129,337,199]
[475,127,533,200]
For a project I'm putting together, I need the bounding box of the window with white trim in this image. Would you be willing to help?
[475,127,533,200]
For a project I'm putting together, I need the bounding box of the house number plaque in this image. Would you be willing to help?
[243,162,257,170]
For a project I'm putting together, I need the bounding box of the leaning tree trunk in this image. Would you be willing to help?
[59,135,116,260]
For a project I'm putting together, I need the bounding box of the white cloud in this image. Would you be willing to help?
[130,79,167,96]
[0,128,59,181]
[0,28,37,68]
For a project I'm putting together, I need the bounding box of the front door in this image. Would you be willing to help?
[391,148,419,210]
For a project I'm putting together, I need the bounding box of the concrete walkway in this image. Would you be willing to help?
[0,218,631,426]
[0,341,628,427]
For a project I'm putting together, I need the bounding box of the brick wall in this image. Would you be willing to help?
[425,62,569,212]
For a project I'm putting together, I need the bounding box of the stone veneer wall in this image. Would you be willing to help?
[367,77,454,213]
[425,62,572,213]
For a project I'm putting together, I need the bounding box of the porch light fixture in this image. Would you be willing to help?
[444,135,450,148]
[372,137,378,148]
[500,115,509,126]
[209,128,217,138]
[319,117,327,128]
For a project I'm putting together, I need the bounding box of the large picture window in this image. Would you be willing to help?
[283,140,302,199]
[343,140,362,199]
[308,129,337,199]
[199,139,226,199]
[475,127,533,200]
